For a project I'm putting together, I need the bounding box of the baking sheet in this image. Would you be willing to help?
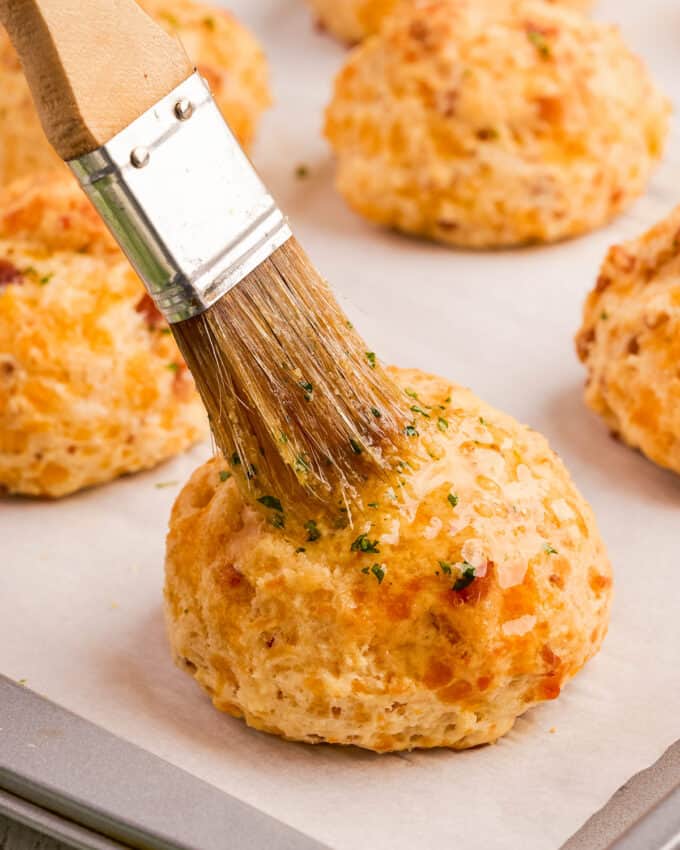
[2,0,680,848]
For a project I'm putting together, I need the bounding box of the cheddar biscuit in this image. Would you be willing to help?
[165,366,611,751]
[577,207,680,476]
[0,173,207,497]
[308,0,592,43]
[324,0,669,247]
[0,0,270,185]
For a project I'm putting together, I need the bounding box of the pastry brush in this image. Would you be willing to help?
[0,0,407,509]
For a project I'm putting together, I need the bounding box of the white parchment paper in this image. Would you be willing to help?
[2,1,680,848]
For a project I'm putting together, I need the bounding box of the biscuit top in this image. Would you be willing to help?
[168,367,612,723]
[328,0,668,167]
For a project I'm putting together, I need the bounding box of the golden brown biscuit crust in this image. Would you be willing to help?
[577,207,680,475]
[0,172,207,497]
[165,367,611,752]
[324,0,669,247]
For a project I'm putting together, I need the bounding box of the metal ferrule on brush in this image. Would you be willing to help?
[68,72,291,324]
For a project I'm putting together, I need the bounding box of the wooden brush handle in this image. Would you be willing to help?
[0,0,193,160]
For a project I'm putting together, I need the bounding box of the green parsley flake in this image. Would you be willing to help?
[448,493,459,509]
[371,406,382,419]
[155,480,179,489]
[258,495,283,512]
[366,352,377,369]
[437,417,448,432]
[438,560,453,575]
[295,547,306,554]
[410,405,430,418]
[268,513,285,529]
[368,502,379,508]
[295,455,311,474]
[477,127,499,141]
[404,424,418,437]
[405,388,418,399]
[351,533,380,554]
[349,438,363,455]
[371,564,385,584]
[305,520,321,542]
[203,15,215,29]
[231,452,241,466]
[40,273,53,285]
[544,543,559,555]
[219,471,232,482]
[298,380,313,400]
[527,28,551,59]
[167,362,179,372]
[295,164,309,179]
[453,563,476,592]
[600,311,609,321]
[279,432,289,444]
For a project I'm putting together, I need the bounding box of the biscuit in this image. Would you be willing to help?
[0,0,270,185]
[165,366,611,751]
[308,0,592,43]
[324,0,670,247]
[577,207,680,476]
[0,172,207,497]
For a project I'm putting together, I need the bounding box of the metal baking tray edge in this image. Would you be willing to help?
[0,676,326,850]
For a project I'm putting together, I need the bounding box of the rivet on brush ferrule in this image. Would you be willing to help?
[174,98,193,121]
[68,72,292,324]
[130,146,150,168]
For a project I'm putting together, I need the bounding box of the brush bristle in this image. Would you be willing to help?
[172,237,408,509]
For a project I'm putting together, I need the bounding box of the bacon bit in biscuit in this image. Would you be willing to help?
[136,293,164,330]
[541,644,561,669]
[609,245,636,273]
[576,327,596,361]
[423,658,453,689]
[537,96,563,124]
[409,19,429,41]
[438,679,473,703]
[476,127,499,141]
[428,610,461,645]
[0,259,22,287]
[172,362,195,403]
[438,90,458,117]
[588,569,612,596]
[197,63,221,92]
[538,674,562,701]
[446,561,494,605]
